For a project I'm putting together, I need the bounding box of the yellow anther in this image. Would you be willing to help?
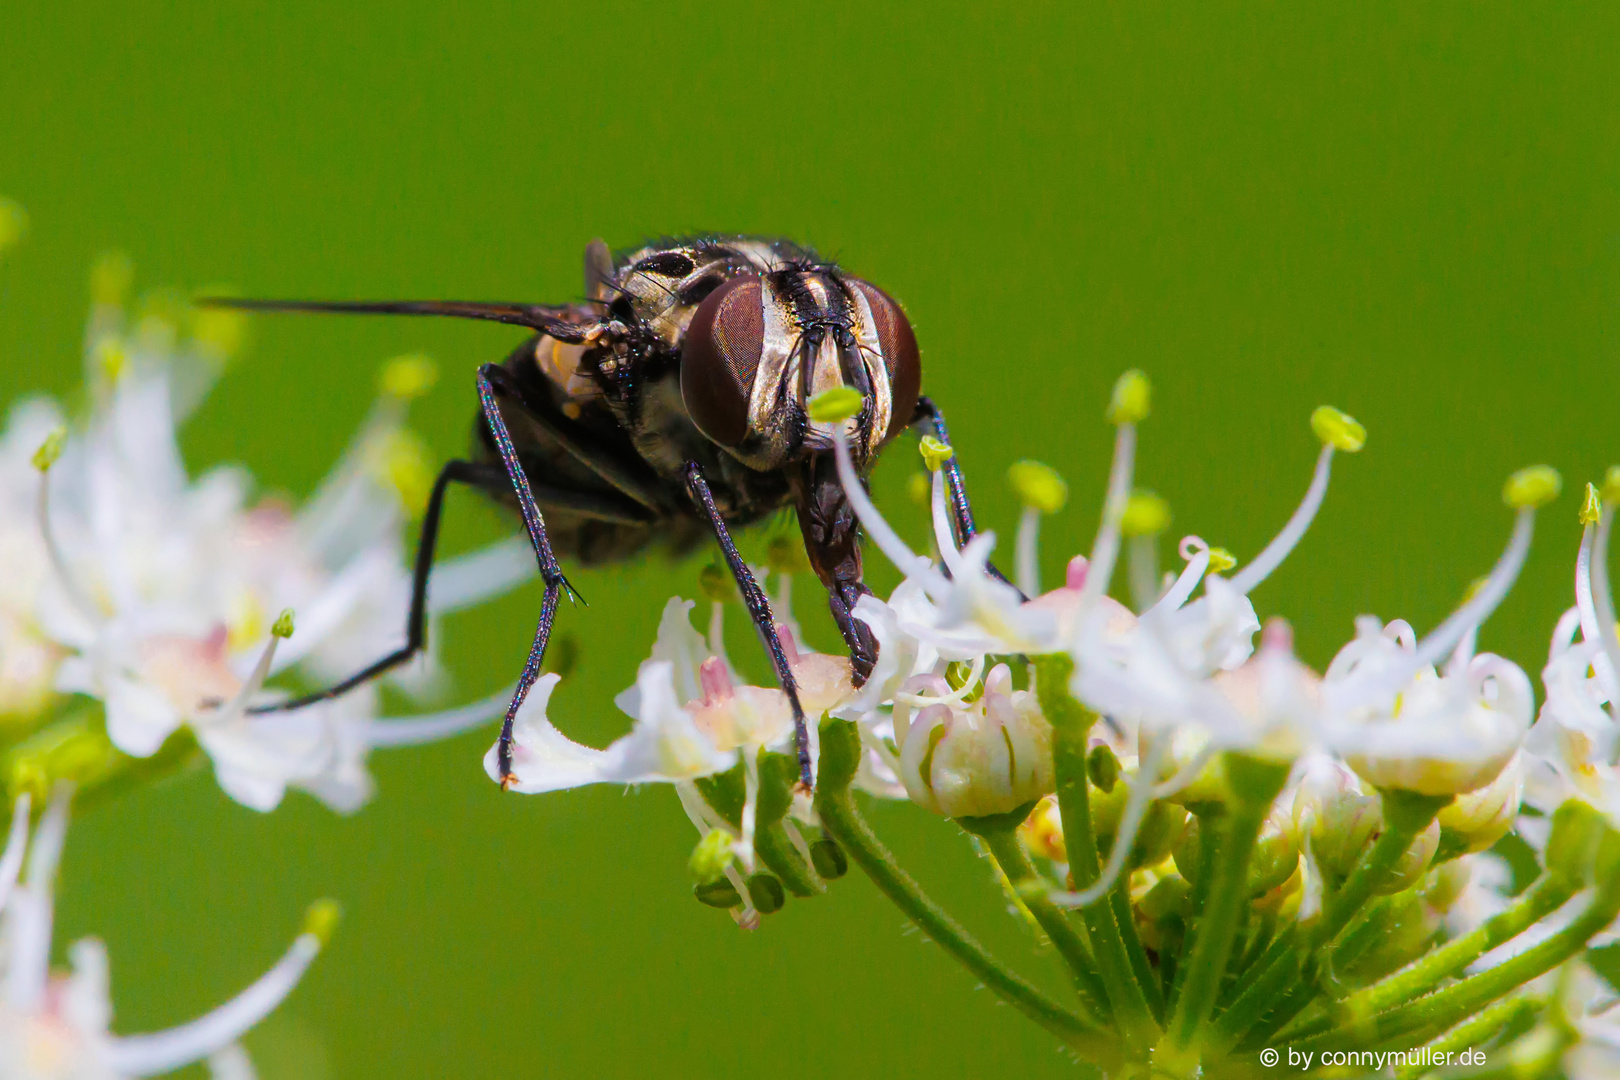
[807,386,862,423]
[301,899,343,946]
[90,251,133,308]
[688,829,736,883]
[1310,406,1366,452]
[31,428,66,473]
[93,337,128,384]
[1603,465,1620,505]
[272,609,296,639]
[1581,483,1602,526]
[380,353,439,400]
[697,563,734,604]
[919,435,955,471]
[1503,465,1562,510]
[907,472,931,504]
[765,535,811,575]
[1207,548,1238,574]
[0,198,27,253]
[373,429,433,514]
[1121,490,1172,537]
[190,303,247,361]
[1007,460,1067,513]
[1106,369,1151,425]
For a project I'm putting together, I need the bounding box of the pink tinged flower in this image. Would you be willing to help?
[0,789,330,1079]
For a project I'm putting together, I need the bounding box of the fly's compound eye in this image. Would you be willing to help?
[850,281,922,442]
[681,275,763,447]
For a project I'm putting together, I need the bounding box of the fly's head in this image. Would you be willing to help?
[678,263,921,473]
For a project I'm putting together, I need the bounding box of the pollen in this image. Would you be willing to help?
[919,436,955,471]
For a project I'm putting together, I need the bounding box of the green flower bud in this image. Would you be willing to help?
[1088,744,1120,793]
[693,878,742,908]
[745,873,786,915]
[271,609,296,639]
[810,836,848,880]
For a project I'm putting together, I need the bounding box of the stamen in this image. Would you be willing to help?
[737,752,760,873]
[6,783,72,1013]
[33,431,101,621]
[1228,444,1335,596]
[1148,537,1213,616]
[426,535,535,615]
[1050,738,1167,909]
[0,792,31,913]
[103,902,335,1076]
[1077,419,1136,618]
[357,685,514,748]
[830,425,939,584]
[930,469,970,579]
[211,616,292,724]
[721,864,760,930]
[1589,475,1620,731]
[1408,508,1536,673]
[1016,506,1042,598]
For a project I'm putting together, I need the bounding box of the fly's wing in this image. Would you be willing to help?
[195,297,602,342]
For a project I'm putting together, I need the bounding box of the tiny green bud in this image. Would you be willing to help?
[810,837,848,880]
[0,197,28,253]
[1087,744,1120,793]
[807,386,862,423]
[301,899,342,946]
[1106,369,1151,425]
[1207,547,1237,574]
[1007,460,1067,513]
[688,829,736,883]
[764,535,811,575]
[745,872,786,914]
[1503,465,1562,510]
[697,563,734,604]
[90,251,133,308]
[1310,406,1366,452]
[907,472,931,504]
[918,435,954,471]
[271,609,296,639]
[380,353,438,400]
[693,878,742,908]
[1120,490,1171,537]
[31,428,66,473]
[1582,483,1603,526]
[1604,465,1620,505]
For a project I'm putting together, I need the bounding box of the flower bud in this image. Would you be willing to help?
[1435,751,1524,857]
[810,836,848,880]
[689,828,736,883]
[1293,759,1382,878]
[1092,763,1188,870]
[693,878,742,908]
[1376,818,1441,896]
[1019,795,1066,862]
[897,664,1054,819]
[745,873,786,915]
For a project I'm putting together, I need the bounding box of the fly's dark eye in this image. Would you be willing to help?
[681,276,763,447]
[851,281,921,441]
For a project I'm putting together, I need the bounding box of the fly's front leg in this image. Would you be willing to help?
[479,364,580,787]
[912,394,1019,592]
[683,461,814,790]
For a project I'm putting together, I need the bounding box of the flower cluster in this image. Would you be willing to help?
[492,369,1620,1077]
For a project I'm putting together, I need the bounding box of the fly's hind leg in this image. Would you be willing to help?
[684,461,815,790]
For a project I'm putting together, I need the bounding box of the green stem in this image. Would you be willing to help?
[814,719,1103,1053]
[1391,992,1541,1080]
[1210,929,1300,1052]
[1171,808,1223,1014]
[1330,871,1575,1023]
[1302,880,1620,1052]
[1035,655,1161,1054]
[1155,755,1288,1076]
[754,823,822,896]
[974,819,1111,1024]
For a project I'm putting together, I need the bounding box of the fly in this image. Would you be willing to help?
[203,235,1003,790]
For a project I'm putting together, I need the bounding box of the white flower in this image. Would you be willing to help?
[1322,617,1533,796]
[891,663,1054,818]
[0,788,329,1079]
[1561,960,1620,1080]
[4,311,521,812]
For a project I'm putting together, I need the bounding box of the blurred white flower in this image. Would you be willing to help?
[0,788,332,1079]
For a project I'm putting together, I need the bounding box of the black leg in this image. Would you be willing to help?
[684,461,814,790]
[483,348,669,513]
[912,395,1019,592]
[248,456,647,716]
[474,364,580,787]
[248,458,500,713]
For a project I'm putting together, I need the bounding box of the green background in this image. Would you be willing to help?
[2,4,1617,1076]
